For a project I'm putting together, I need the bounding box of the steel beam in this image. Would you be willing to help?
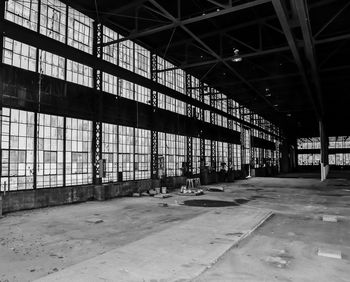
[148,0,279,113]
[314,1,350,38]
[101,0,271,47]
[295,0,323,114]
[272,0,321,119]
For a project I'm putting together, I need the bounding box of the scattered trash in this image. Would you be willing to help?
[158,203,168,207]
[141,192,150,197]
[132,193,141,197]
[155,187,161,194]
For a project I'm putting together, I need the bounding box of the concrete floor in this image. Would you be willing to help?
[1,172,350,282]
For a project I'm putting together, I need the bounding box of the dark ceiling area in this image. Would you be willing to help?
[64,0,350,138]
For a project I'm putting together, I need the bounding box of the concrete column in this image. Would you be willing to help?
[319,120,329,181]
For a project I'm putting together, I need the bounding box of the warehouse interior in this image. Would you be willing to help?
[0,0,349,281]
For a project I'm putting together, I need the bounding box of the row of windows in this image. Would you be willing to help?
[298,153,350,166]
[2,37,93,87]
[3,0,280,139]
[298,136,350,150]
[1,108,258,192]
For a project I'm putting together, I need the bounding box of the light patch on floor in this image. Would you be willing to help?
[317,248,342,259]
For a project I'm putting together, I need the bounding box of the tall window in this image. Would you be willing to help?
[102,123,118,183]
[176,135,186,176]
[2,37,37,72]
[192,137,200,175]
[66,118,92,186]
[119,126,134,181]
[68,7,93,54]
[103,26,119,65]
[37,113,64,188]
[205,139,211,168]
[135,43,150,78]
[158,132,166,176]
[165,134,176,177]
[1,108,35,191]
[135,128,151,180]
[5,0,38,31]
[40,0,66,43]
[233,144,242,170]
[119,39,134,71]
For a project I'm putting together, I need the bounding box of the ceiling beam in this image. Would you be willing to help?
[101,0,271,47]
[147,0,280,114]
[102,0,149,19]
[294,0,324,114]
[272,0,321,120]
[314,1,350,38]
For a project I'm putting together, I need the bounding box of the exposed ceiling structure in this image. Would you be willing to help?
[65,0,350,138]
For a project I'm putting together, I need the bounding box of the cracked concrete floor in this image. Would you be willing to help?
[1,171,350,282]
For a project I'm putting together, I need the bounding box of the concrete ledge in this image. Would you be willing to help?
[1,179,162,213]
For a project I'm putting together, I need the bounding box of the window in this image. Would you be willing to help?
[102,123,119,183]
[3,37,37,72]
[66,59,92,87]
[66,118,92,186]
[39,50,65,80]
[5,0,38,31]
[103,72,119,95]
[192,137,200,175]
[119,80,134,100]
[37,113,64,188]
[119,39,134,71]
[175,69,185,94]
[135,129,151,180]
[158,132,166,176]
[1,108,35,191]
[166,133,176,177]
[176,135,186,176]
[205,139,211,168]
[103,26,119,65]
[135,44,150,78]
[119,126,134,181]
[233,144,241,170]
[40,0,66,43]
[135,85,150,105]
[67,7,93,54]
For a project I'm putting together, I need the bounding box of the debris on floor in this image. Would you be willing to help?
[317,248,342,259]
[85,218,104,224]
[180,185,204,195]
[132,193,141,197]
[322,215,338,222]
[148,189,157,196]
[205,186,224,192]
[158,203,168,207]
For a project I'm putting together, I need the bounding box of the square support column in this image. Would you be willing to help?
[319,120,329,181]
